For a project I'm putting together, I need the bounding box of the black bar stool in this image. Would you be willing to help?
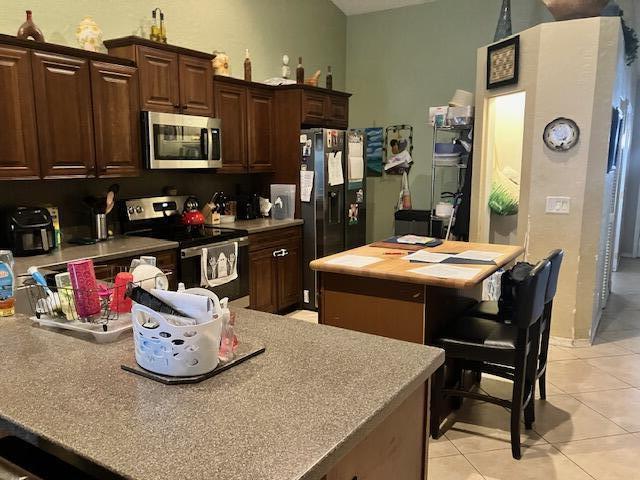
[431,259,551,459]
[467,249,564,399]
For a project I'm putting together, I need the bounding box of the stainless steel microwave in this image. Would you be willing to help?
[142,111,222,169]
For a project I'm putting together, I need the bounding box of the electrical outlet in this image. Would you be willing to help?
[545,196,571,214]
[303,289,310,303]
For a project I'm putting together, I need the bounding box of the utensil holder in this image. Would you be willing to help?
[132,304,222,377]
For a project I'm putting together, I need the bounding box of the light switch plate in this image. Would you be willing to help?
[546,196,571,214]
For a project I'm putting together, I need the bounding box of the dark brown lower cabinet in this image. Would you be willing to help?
[249,226,301,313]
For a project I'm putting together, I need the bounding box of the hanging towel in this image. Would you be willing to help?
[201,242,238,287]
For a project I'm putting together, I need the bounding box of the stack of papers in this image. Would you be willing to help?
[396,235,435,245]
[326,255,382,268]
[404,251,451,263]
[410,264,482,280]
[454,250,503,261]
[328,151,344,186]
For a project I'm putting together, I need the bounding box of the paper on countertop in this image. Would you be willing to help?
[404,251,452,263]
[397,235,435,245]
[348,155,364,181]
[410,264,483,281]
[300,170,314,202]
[326,254,383,268]
[328,151,344,186]
[454,250,503,262]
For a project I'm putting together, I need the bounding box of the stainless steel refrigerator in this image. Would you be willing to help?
[300,128,366,310]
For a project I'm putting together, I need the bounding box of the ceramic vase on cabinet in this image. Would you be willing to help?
[76,17,103,52]
[494,0,512,41]
[543,0,608,21]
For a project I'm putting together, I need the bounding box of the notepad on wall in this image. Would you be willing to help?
[410,264,482,280]
[326,255,382,268]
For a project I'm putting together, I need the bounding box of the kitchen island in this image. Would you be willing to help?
[0,309,443,480]
[310,240,523,431]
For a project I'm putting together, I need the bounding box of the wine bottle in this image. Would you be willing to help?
[244,49,252,82]
[296,57,304,84]
[326,65,333,90]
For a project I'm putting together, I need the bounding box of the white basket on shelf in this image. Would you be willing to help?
[131,303,222,377]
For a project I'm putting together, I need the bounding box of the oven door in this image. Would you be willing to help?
[143,111,222,169]
[179,237,249,301]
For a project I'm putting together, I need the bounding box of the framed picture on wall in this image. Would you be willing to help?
[487,35,520,90]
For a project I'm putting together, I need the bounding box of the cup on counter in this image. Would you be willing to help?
[67,259,102,318]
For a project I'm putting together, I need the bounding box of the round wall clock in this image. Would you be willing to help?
[543,118,580,151]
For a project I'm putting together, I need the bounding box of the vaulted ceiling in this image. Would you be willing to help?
[330,0,433,16]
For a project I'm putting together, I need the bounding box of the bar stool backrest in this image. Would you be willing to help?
[544,249,564,305]
[511,260,551,329]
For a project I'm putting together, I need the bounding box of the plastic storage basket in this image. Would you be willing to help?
[132,303,223,377]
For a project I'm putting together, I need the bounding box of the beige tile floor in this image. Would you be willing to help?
[283,260,640,479]
[428,258,640,479]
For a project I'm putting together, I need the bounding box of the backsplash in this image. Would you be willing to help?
[0,171,266,233]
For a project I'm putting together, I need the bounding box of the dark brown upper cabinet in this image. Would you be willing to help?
[105,37,214,116]
[247,86,275,173]
[0,35,140,180]
[301,89,349,129]
[214,79,247,173]
[32,51,96,179]
[214,76,275,173]
[136,46,180,113]
[179,55,214,116]
[0,45,40,180]
[91,61,141,177]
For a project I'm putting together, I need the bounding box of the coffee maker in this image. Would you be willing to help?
[235,193,260,220]
[1,207,56,256]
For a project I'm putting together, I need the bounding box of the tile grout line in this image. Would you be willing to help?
[566,389,640,435]
[549,444,598,480]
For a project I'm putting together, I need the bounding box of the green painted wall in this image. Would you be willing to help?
[347,0,551,242]
[0,0,346,89]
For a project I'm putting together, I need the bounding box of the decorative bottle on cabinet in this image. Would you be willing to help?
[494,0,512,41]
[244,49,252,82]
[326,65,333,90]
[17,10,44,42]
[296,57,304,84]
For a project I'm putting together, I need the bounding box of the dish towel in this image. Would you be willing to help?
[201,242,238,287]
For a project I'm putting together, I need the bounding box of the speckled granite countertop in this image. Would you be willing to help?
[13,236,179,275]
[0,309,443,480]
[213,218,303,234]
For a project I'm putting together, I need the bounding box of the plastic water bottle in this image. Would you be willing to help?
[0,251,15,317]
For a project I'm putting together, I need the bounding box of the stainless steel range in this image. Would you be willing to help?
[120,195,248,300]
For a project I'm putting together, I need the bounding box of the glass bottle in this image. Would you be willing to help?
[244,49,252,82]
[326,65,333,90]
[494,0,512,42]
[0,250,15,317]
[17,10,44,42]
[296,57,304,84]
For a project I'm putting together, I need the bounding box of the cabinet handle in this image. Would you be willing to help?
[272,249,286,257]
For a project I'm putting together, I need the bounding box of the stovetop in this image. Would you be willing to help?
[127,225,247,249]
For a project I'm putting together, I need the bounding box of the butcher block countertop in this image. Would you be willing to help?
[310,241,524,289]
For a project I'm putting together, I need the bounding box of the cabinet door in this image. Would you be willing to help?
[179,55,213,116]
[301,91,327,125]
[249,248,278,313]
[247,87,275,172]
[328,95,349,129]
[214,81,247,173]
[32,51,95,178]
[90,61,141,177]
[137,46,179,113]
[276,238,301,311]
[0,45,39,179]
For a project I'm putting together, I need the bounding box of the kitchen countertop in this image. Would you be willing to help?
[218,217,303,234]
[12,236,179,276]
[311,240,524,289]
[0,309,443,480]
